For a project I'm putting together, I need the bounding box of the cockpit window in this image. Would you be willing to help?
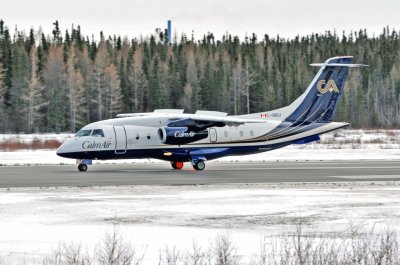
[92,129,105,137]
[75,129,92,137]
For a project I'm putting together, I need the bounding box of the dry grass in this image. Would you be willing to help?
[0,139,63,150]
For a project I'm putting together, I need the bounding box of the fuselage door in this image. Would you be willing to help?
[209,128,217,143]
[113,126,127,154]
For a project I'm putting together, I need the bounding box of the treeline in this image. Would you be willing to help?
[0,20,400,133]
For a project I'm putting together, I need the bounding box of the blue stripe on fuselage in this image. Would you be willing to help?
[57,142,293,162]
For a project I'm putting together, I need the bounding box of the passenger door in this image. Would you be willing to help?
[209,128,217,143]
[113,126,127,154]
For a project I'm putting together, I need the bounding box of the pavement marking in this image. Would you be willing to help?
[330,175,400,179]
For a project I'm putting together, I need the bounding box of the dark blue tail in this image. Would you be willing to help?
[284,56,358,124]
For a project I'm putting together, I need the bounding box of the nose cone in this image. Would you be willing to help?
[56,139,77,158]
[56,142,68,158]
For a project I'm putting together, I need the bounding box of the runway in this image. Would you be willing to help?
[0,160,400,187]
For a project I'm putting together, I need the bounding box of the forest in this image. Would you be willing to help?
[0,20,399,133]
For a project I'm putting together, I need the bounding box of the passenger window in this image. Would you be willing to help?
[147,133,151,140]
[136,133,140,140]
[75,129,92,137]
[240,131,244,137]
[250,130,254,137]
[92,129,105,137]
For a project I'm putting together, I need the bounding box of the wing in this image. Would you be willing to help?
[166,115,269,131]
[116,109,185,118]
[117,109,268,131]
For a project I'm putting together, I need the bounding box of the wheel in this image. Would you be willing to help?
[171,161,184,170]
[78,164,88,172]
[193,161,205,171]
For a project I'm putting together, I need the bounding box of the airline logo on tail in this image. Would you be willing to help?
[317,79,339,94]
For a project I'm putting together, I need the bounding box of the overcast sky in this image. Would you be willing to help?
[0,0,399,40]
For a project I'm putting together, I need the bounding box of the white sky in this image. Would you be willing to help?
[0,0,399,40]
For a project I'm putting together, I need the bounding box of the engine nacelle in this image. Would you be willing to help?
[158,126,209,145]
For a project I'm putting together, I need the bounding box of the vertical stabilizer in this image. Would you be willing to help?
[239,56,367,124]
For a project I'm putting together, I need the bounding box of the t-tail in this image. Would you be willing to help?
[240,56,368,124]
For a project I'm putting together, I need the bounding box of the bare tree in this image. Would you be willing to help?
[92,40,110,120]
[159,245,181,265]
[183,240,207,265]
[22,45,45,132]
[104,64,122,118]
[42,242,89,265]
[66,45,85,132]
[214,232,237,265]
[128,47,148,112]
[231,66,242,115]
[242,61,257,114]
[96,225,143,265]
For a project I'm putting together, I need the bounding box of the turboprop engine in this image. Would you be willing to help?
[158,126,209,145]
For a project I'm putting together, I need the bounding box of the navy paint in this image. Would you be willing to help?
[265,57,352,140]
[58,141,293,162]
[286,57,351,124]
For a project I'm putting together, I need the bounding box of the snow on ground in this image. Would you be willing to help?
[1,183,400,264]
[2,148,400,166]
[1,130,400,263]
[0,133,70,144]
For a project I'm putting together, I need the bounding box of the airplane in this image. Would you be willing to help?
[57,56,367,171]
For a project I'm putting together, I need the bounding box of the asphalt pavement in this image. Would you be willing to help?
[0,160,400,188]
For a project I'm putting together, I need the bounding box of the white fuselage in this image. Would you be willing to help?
[57,113,347,162]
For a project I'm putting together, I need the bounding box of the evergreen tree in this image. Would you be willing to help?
[1,19,400,132]
[0,62,6,130]
[43,45,65,132]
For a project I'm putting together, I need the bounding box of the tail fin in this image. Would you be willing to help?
[283,56,367,124]
[239,56,367,123]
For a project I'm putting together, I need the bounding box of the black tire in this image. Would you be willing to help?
[171,161,184,169]
[78,164,88,172]
[193,161,205,171]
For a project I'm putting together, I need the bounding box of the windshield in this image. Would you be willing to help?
[75,129,92,137]
[91,129,105,137]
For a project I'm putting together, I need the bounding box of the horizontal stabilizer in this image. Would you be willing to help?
[311,63,369,68]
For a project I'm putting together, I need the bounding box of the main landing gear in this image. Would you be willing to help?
[170,160,206,171]
[192,160,206,171]
[171,161,184,170]
[78,164,88,172]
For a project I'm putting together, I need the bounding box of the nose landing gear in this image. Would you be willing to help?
[76,159,92,172]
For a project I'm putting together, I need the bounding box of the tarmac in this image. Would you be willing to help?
[0,160,400,187]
